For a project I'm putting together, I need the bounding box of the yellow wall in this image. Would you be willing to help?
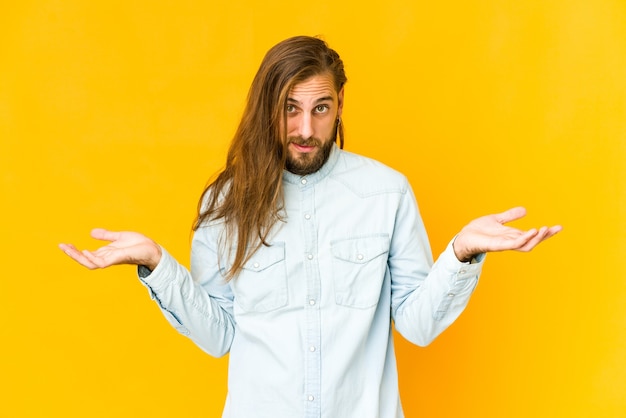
[1,1,624,417]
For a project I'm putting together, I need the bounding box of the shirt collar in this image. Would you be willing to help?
[283,143,340,186]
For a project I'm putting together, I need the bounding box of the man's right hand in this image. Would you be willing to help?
[59,229,162,271]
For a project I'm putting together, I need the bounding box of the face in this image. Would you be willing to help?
[284,73,344,176]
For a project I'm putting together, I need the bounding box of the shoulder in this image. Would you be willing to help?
[329,149,409,197]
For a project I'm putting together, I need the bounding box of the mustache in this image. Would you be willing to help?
[287,137,322,147]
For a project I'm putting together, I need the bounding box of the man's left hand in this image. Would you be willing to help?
[452,207,562,262]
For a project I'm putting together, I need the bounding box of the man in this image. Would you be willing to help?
[59,36,561,417]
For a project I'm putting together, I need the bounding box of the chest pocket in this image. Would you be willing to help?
[231,242,288,313]
[331,235,390,309]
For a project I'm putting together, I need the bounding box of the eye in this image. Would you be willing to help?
[286,104,296,113]
[314,104,329,113]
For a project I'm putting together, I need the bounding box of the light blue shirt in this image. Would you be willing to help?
[140,144,483,417]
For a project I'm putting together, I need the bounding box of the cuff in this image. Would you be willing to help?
[439,239,484,282]
[136,246,180,293]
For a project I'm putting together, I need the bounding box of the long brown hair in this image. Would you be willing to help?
[193,36,348,280]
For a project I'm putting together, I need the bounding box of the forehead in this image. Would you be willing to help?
[288,74,337,101]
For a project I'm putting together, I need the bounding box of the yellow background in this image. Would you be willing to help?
[1,1,624,417]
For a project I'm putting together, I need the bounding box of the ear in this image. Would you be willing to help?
[337,87,344,117]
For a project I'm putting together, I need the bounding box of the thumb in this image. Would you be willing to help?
[495,206,527,224]
[90,228,121,242]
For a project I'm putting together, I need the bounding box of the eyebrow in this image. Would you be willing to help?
[287,96,334,105]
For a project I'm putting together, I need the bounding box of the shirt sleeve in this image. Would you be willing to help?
[137,227,235,357]
[389,181,484,346]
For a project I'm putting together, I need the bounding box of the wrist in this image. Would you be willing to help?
[144,243,162,271]
[452,235,474,263]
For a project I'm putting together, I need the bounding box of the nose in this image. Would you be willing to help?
[296,112,314,139]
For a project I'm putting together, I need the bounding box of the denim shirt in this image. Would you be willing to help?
[139,144,483,418]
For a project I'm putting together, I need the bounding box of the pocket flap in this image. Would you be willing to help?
[241,243,285,272]
[331,235,390,264]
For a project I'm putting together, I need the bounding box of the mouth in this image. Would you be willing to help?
[290,142,317,153]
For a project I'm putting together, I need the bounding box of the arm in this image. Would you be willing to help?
[390,185,561,347]
[389,186,481,346]
[59,228,236,357]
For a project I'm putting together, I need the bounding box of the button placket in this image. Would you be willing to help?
[301,180,321,417]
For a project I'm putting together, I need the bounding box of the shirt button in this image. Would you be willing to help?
[459,269,467,274]
[357,253,364,261]
[309,346,316,352]
[301,178,307,185]
[253,262,260,269]
[304,213,311,220]
[307,254,314,260]
[308,395,314,401]
[309,299,316,306]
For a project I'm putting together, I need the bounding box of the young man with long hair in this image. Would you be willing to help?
[60,36,561,418]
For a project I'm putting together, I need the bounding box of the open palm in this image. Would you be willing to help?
[59,228,162,270]
[452,207,562,261]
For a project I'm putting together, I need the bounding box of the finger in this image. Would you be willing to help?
[548,225,563,235]
[89,245,136,267]
[489,227,538,252]
[59,243,100,269]
[517,226,549,251]
[82,249,111,268]
[495,207,527,224]
[90,228,122,242]
[509,227,540,250]
[519,225,563,251]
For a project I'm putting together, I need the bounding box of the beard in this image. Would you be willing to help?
[285,136,335,176]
